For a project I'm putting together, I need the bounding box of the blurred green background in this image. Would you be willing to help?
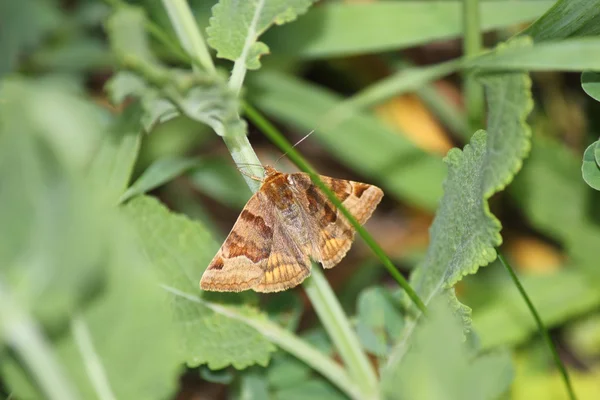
[1,0,600,399]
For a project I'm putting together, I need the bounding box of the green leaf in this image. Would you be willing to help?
[265,1,554,58]
[381,297,513,400]
[87,103,143,205]
[120,156,200,202]
[3,231,182,400]
[105,4,157,63]
[124,196,276,369]
[248,70,446,211]
[0,78,108,326]
[582,141,600,190]
[188,157,252,209]
[355,287,404,357]
[273,380,346,400]
[510,134,600,277]
[0,0,62,76]
[473,269,600,349]
[207,0,317,69]
[522,0,600,42]
[582,71,600,102]
[469,37,600,71]
[384,39,533,375]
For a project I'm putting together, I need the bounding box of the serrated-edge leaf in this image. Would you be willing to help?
[383,39,533,376]
[123,196,276,369]
[207,0,317,69]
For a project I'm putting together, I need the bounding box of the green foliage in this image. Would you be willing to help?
[382,297,514,400]
[3,0,600,399]
[582,141,600,190]
[249,71,446,210]
[207,0,317,69]
[264,1,554,58]
[523,0,600,41]
[120,156,199,202]
[124,196,277,369]
[582,71,600,102]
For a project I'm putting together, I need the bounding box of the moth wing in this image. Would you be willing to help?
[200,192,274,292]
[291,173,383,269]
[253,222,311,293]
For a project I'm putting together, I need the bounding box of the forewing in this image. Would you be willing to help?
[291,173,384,268]
[200,193,273,292]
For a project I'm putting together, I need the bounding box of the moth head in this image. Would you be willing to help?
[264,165,278,177]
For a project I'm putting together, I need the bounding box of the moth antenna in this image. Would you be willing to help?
[276,130,315,165]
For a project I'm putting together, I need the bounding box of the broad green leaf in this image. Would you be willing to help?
[207,0,317,69]
[384,39,533,375]
[355,287,404,357]
[124,196,276,369]
[3,230,182,400]
[248,70,446,211]
[522,0,600,41]
[470,37,600,71]
[265,1,554,58]
[87,103,143,205]
[381,297,513,400]
[120,156,200,202]
[582,71,600,102]
[596,141,600,167]
[582,141,600,190]
[473,269,600,349]
[0,78,108,326]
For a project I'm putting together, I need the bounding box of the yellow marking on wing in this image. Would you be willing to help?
[265,270,273,283]
[273,267,281,282]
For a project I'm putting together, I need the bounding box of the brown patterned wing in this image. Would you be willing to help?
[253,222,311,293]
[291,173,384,269]
[200,193,273,292]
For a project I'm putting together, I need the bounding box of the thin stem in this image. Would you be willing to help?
[222,133,264,192]
[243,101,427,315]
[161,0,215,74]
[304,268,379,398]
[71,316,117,400]
[463,0,485,133]
[497,253,577,400]
[161,285,364,400]
[0,281,79,400]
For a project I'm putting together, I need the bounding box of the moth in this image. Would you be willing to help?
[200,165,383,292]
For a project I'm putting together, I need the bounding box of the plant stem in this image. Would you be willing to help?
[222,132,264,192]
[243,102,427,315]
[463,0,485,133]
[497,253,577,400]
[0,281,79,400]
[71,316,117,400]
[162,285,364,400]
[161,0,215,74]
[303,268,379,398]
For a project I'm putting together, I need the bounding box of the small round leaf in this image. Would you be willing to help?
[582,141,600,190]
